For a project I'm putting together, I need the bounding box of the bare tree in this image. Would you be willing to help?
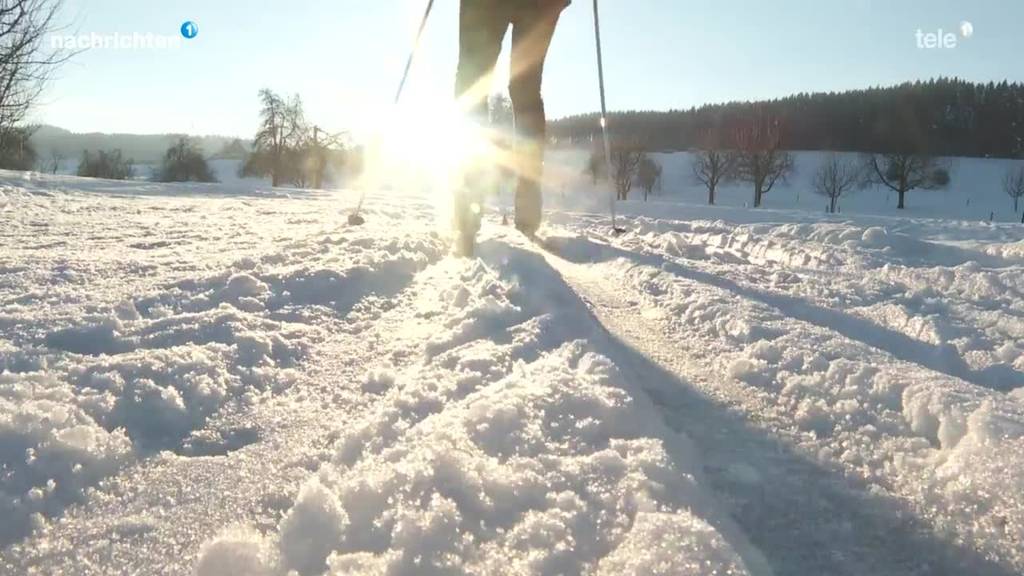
[691,128,737,205]
[488,93,514,150]
[245,89,307,186]
[637,155,662,201]
[611,144,643,201]
[1003,165,1024,214]
[692,149,737,206]
[281,94,309,186]
[306,125,347,189]
[43,147,63,173]
[584,148,605,185]
[813,154,862,213]
[78,148,134,180]
[734,114,793,208]
[488,94,513,127]
[865,152,950,210]
[246,89,287,186]
[156,137,216,183]
[0,0,72,163]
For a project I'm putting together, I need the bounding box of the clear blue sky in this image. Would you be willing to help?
[34,0,1024,139]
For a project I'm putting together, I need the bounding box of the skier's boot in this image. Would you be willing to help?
[514,141,544,238]
[453,187,482,257]
[515,181,541,239]
[453,160,487,256]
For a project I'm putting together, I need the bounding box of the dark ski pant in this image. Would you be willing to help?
[456,0,565,234]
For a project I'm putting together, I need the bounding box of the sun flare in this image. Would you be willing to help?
[356,95,509,223]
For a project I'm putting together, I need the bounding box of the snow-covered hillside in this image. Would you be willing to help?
[1,169,1023,575]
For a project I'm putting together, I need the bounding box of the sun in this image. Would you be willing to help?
[356,96,507,225]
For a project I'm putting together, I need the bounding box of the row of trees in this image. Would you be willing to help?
[815,155,1024,217]
[593,133,1024,217]
[589,107,956,211]
[9,87,346,189]
[73,137,217,182]
[688,118,951,211]
[591,112,801,208]
[553,78,1024,159]
[77,149,134,179]
[586,147,663,201]
[242,89,347,188]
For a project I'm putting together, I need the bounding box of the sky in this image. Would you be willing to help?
[33,0,1024,140]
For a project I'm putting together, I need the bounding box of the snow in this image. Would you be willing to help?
[1,157,1023,575]
[543,149,1024,224]
[195,524,276,576]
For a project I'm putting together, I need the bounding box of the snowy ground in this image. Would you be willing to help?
[542,150,1024,224]
[1,167,1023,575]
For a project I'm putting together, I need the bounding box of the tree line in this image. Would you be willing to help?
[70,89,352,188]
[578,86,1024,216]
[553,78,1024,160]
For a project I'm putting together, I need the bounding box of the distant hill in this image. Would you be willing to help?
[30,126,252,164]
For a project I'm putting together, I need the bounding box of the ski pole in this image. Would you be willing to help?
[350,0,436,224]
[592,0,618,233]
[394,0,436,105]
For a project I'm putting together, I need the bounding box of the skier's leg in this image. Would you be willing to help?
[454,0,509,254]
[456,0,508,122]
[508,3,563,237]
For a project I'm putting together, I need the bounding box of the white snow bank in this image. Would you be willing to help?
[195,525,276,576]
[900,383,1024,562]
[0,181,446,547]
[0,301,311,544]
[198,253,760,575]
[205,344,754,576]
[602,224,1024,570]
[0,372,132,545]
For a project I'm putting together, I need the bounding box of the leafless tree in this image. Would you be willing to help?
[611,143,643,200]
[813,154,862,213]
[78,148,134,180]
[245,89,307,186]
[156,137,215,183]
[305,125,347,189]
[43,147,63,173]
[734,113,793,208]
[0,0,72,156]
[691,129,737,205]
[583,148,605,185]
[864,152,950,210]
[637,155,661,201]
[1003,165,1024,214]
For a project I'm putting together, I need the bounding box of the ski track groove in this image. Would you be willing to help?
[527,230,1020,576]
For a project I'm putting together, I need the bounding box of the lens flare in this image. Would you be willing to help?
[355,96,510,229]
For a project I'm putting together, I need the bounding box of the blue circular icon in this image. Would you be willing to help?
[180,21,198,39]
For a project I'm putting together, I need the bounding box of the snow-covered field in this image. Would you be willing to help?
[544,150,1024,224]
[1,164,1023,575]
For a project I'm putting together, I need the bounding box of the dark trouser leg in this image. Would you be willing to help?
[453,1,509,251]
[509,4,562,235]
[456,0,508,120]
